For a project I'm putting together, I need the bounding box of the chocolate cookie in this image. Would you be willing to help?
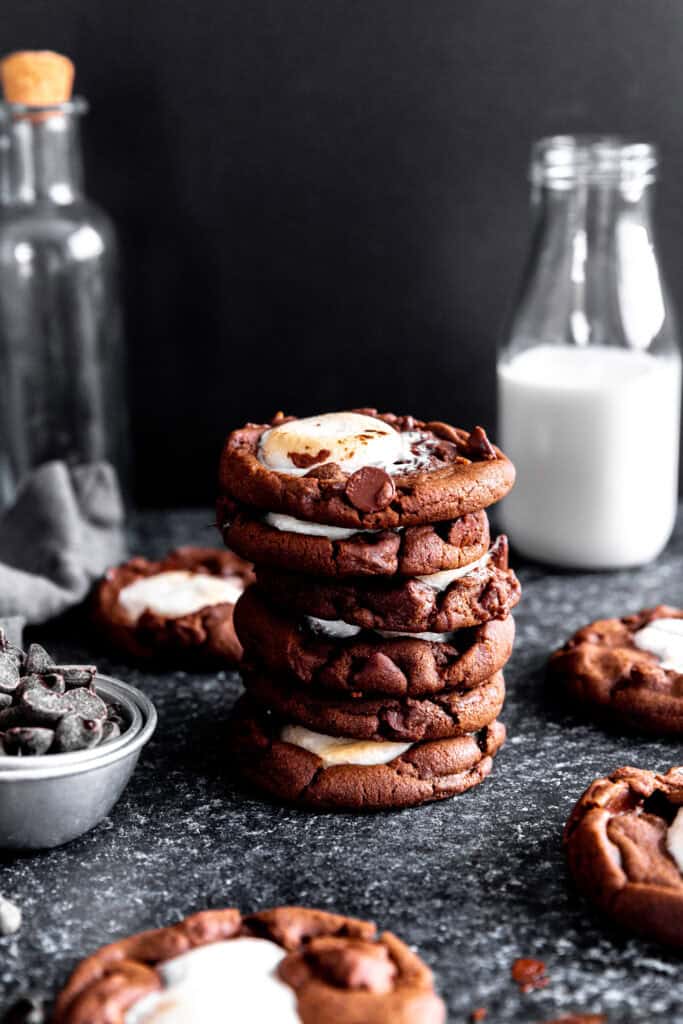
[92,547,253,665]
[564,766,683,947]
[256,537,520,633]
[234,585,515,697]
[218,410,515,530]
[53,905,445,1023]
[229,696,506,810]
[549,606,683,734]
[219,501,491,578]
[242,669,505,741]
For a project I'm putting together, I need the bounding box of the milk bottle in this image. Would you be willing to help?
[498,137,681,569]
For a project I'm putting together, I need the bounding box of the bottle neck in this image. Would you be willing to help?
[2,111,84,205]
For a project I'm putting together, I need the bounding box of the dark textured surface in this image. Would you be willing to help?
[2,509,683,1022]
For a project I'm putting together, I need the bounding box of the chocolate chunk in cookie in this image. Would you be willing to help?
[564,766,683,947]
[92,546,253,665]
[549,606,683,734]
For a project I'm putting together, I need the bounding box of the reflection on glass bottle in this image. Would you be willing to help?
[498,136,681,569]
[0,98,129,508]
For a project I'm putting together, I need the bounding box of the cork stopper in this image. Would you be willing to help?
[1,50,74,106]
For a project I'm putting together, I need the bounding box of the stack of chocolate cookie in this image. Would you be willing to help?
[218,410,520,810]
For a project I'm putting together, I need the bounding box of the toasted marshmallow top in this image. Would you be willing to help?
[125,937,300,1023]
[667,806,683,874]
[281,724,412,767]
[118,571,243,623]
[633,617,683,673]
[259,412,402,476]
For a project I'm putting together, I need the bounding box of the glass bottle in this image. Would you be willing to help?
[498,135,681,569]
[0,98,129,508]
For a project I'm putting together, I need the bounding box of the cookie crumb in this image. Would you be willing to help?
[511,957,548,992]
[0,894,22,936]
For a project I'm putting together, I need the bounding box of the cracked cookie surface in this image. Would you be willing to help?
[229,697,506,810]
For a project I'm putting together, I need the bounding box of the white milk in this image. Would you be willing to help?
[498,344,681,568]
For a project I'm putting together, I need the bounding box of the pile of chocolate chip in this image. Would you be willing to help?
[0,631,124,757]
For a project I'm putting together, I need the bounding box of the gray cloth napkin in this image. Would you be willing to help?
[0,461,126,629]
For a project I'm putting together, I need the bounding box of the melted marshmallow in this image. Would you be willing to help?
[666,807,683,873]
[633,617,683,674]
[118,571,243,623]
[265,512,372,541]
[281,724,412,767]
[306,615,456,644]
[125,938,299,1024]
[258,412,437,477]
[416,550,490,591]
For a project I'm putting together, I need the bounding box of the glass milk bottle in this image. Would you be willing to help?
[498,136,681,569]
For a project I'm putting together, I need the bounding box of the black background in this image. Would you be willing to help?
[5,0,683,504]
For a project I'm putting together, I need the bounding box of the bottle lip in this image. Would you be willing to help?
[0,96,88,121]
[531,134,658,187]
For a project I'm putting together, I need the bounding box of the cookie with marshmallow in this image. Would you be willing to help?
[564,766,683,948]
[549,606,683,734]
[230,696,506,811]
[52,905,445,1024]
[218,410,515,531]
[242,668,505,742]
[255,536,520,634]
[93,547,253,665]
[219,502,491,578]
[234,585,515,697]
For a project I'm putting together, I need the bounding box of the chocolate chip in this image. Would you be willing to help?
[346,467,396,513]
[18,687,68,726]
[53,714,103,753]
[467,425,497,461]
[24,644,54,675]
[3,728,55,756]
[0,652,20,694]
[50,665,97,689]
[63,687,108,722]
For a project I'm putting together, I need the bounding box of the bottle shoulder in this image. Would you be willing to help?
[0,199,117,260]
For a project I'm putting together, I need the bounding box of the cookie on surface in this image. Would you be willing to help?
[229,696,506,810]
[93,547,253,665]
[234,585,515,697]
[218,410,515,530]
[219,500,491,578]
[53,905,445,1023]
[549,606,683,734]
[242,669,505,742]
[255,536,520,633]
[564,766,683,947]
